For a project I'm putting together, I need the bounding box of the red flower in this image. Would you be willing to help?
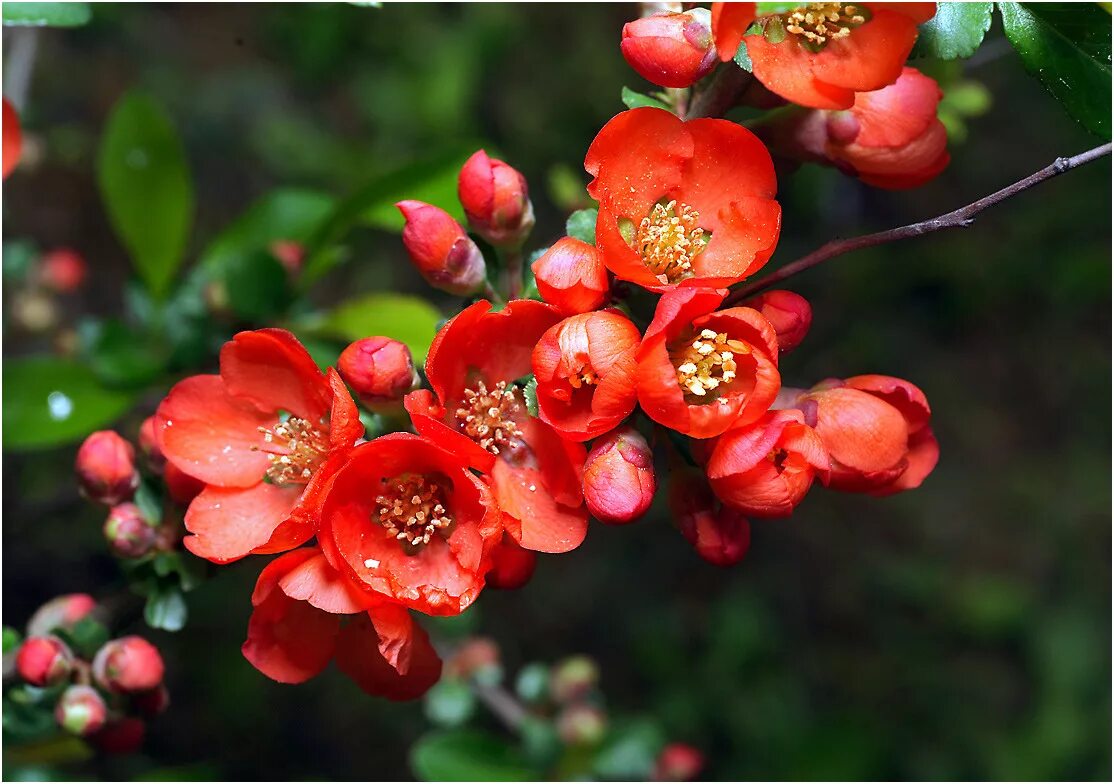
[155,329,363,564]
[396,200,487,295]
[337,336,418,409]
[654,743,706,781]
[405,300,589,554]
[585,108,780,292]
[582,426,656,525]
[458,150,535,249]
[3,97,21,180]
[621,8,717,89]
[714,2,936,110]
[242,548,442,701]
[744,289,812,352]
[317,432,502,616]
[798,374,938,494]
[637,287,781,439]
[669,471,751,566]
[486,535,538,590]
[706,409,828,517]
[75,430,139,506]
[39,248,87,293]
[16,636,73,687]
[531,237,610,315]
[532,310,641,441]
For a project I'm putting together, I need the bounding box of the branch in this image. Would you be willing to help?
[726,142,1112,304]
[471,681,530,731]
[687,64,752,120]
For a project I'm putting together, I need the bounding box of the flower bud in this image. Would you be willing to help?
[654,743,705,781]
[621,8,717,89]
[138,416,166,474]
[16,636,74,687]
[90,717,146,755]
[3,97,21,180]
[104,503,158,559]
[549,655,599,704]
[670,473,751,567]
[338,337,418,410]
[165,462,204,506]
[458,150,535,249]
[131,684,170,717]
[583,427,656,525]
[531,237,610,315]
[397,200,487,295]
[93,636,165,694]
[486,535,537,590]
[27,594,97,638]
[76,431,139,506]
[38,248,87,293]
[55,685,107,737]
[269,239,304,277]
[557,703,608,746]
[745,290,812,353]
[445,637,501,681]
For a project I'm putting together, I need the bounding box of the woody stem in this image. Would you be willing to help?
[687,63,753,120]
[725,143,1113,305]
[501,249,524,300]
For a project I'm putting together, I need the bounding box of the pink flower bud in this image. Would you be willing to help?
[557,703,608,746]
[104,503,158,559]
[397,200,487,295]
[445,637,501,681]
[27,594,97,638]
[621,8,717,89]
[16,636,73,687]
[131,684,170,717]
[583,427,656,525]
[458,150,535,249]
[486,535,537,590]
[138,416,166,474]
[744,290,813,353]
[93,636,165,694]
[90,717,146,755]
[654,743,705,781]
[55,685,107,737]
[550,656,599,703]
[531,237,610,315]
[164,462,204,506]
[39,248,87,293]
[269,240,304,276]
[669,473,751,567]
[337,337,418,409]
[76,431,139,506]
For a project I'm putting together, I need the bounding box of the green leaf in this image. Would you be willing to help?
[620,86,671,112]
[999,2,1112,139]
[2,357,135,451]
[410,730,534,781]
[81,318,168,388]
[144,587,188,632]
[591,720,665,780]
[565,208,598,244]
[423,679,477,727]
[911,2,993,60]
[3,239,38,281]
[134,480,163,526]
[221,250,292,321]
[97,91,194,298]
[514,663,550,703]
[151,551,206,592]
[2,2,90,27]
[734,39,753,72]
[61,617,109,660]
[3,626,22,654]
[295,293,442,362]
[522,377,539,417]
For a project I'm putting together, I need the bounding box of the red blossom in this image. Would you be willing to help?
[396,200,487,295]
[458,150,535,248]
[93,636,165,694]
[582,426,657,524]
[485,534,538,590]
[3,97,20,179]
[16,636,73,687]
[27,594,96,638]
[744,289,813,352]
[621,8,717,89]
[670,471,752,566]
[75,430,139,506]
[55,685,107,737]
[531,237,610,315]
[39,248,87,293]
[337,336,418,409]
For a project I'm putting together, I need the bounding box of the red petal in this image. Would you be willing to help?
[279,551,377,614]
[335,612,442,701]
[690,195,782,284]
[494,460,588,554]
[745,35,855,110]
[808,10,920,94]
[220,329,330,422]
[712,2,757,62]
[405,388,496,472]
[183,481,303,564]
[676,118,777,213]
[251,548,319,606]
[3,98,22,179]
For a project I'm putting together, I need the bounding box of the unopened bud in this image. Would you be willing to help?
[55,685,107,737]
[93,636,165,694]
[104,503,158,559]
[27,593,97,638]
[556,703,608,746]
[16,636,73,687]
[531,237,610,315]
[621,8,717,89]
[583,427,656,524]
[486,535,538,590]
[670,473,751,567]
[550,655,599,704]
[337,337,419,410]
[138,416,166,474]
[445,637,501,682]
[397,200,487,296]
[458,150,535,249]
[76,431,139,506]
[745,290,812,353]
[132,684,170,717]
[90,717,147,755]
[38,248,87,293]
[654,743,705,781]
[269,240,304,277]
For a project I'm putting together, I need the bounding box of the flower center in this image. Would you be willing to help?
[634,200,707,285]
[255,416,328,485]
[779,3,868,48]
[567,367,599,389]
[454,380,522,455]
[374,474,453,549]
[672,328,751,399]
[768,447,790,473]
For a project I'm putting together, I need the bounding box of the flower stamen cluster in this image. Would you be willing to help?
[635,200,707,285]
[454,380,522,455]
[375,474,454,549]
[255,416,328,485]
[673,328,748,398]
[782,3,867,48]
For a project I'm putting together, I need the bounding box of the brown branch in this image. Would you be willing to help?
[471,681,530,731]
[687,64,752,120]
[726,142,1112,304]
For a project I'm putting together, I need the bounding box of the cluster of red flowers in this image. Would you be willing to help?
[149,3,943,702]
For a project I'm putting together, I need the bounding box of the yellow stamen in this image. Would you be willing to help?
[374,474,453,549]
[671,328,750,399]
[254,416,328,485]
[782,3,867,48]
[634,200,707,285]
[454,380,522,455]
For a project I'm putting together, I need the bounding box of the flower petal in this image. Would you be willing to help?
[220,328,331,422]
[335,612,442,701]
[183,481,303,564]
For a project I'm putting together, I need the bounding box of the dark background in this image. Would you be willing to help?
[3,3,1111,780]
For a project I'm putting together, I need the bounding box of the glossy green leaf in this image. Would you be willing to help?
[565,208,598,244]
[222,250,292,321]
[81,318,168,388]
[3,2,91,27]
[999,2,1112,139]
[734,39,753,72]
[911,2,993,60]
[423,679,477,727]
[3,626,22,654]
[97,92,194,298]
[522,377,539,417]
[3,357,135,451]
[620,86,671,112]
[410,730,534,781]
[59,617,109,660]
[296,293,442,361]
[144,586,188,632]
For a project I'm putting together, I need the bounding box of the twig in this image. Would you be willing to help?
[687,64,752,120]
[471,681,530,731]
[725,143,1112,304]
[3,28,40,111]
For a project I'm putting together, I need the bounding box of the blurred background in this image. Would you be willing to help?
[2,3,1110,780]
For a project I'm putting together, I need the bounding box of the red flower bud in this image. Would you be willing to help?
[55,685,107,737]
[138,416,166,474]
[654,743,706,781]
[3,97,21,180]
[90,717,146,755]
[397,200,487,295]
[16,636,73,687]
[557,703,608,746]
[93,636,165,694]
[132,684,170,717]
[164,462,205,506]
[27,593,97,638]
[445,637,501,680]
[337,336,418,409]
[486,535,537,590]
[531,237,610,315]
[550,655,599,703]
[104,503,158,559]
[76,430,139,506]
[458,150,535,249]
[39,248,87,293]
[669,472,751,567]
[269,239,304,276]
[744,290,812,353]
[621,8,717,89]
[582,427,656,525]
